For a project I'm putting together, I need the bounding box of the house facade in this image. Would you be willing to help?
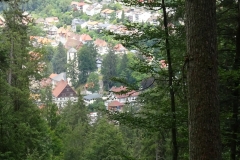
[85,3,102,16]
[105,86,139,110]
[94,39,108,55]
[52,80,78,108]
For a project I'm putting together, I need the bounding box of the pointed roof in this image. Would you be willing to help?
[52,80,68,97]
[65,38,83,49]
[110,86,139,98]
[94,39,107,47]
[51,72,67,82]
[49,73,58,79]
[114,44,127,51]
[80,34,92,41]
[108,100,124,107]
[57,26,70,34]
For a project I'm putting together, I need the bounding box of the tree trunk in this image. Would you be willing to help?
[186,0,221,159]
[162,0,178,159]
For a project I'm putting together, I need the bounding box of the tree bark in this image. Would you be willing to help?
[186,0,221,159]
[162,0,178,159]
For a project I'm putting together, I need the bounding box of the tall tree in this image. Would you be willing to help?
[78,43,98,84]
[186,0,221,159]
[52,42,67,74]
[101,48,118,90]
[59,92,90,160]
[83,117,131,160]
[0,1,52,159]
[217,1,240,159]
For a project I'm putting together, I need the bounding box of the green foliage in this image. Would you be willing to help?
[87,72,100,92]
[78,43,98,84]
[117,53,137,85]
[83,117,131,160]
[66,51,79,88]
[0,3,61,159]
[108,2,122,11]
[43,45,56,62]
[101,48,119,90]
[58,93,90,160]
[88,99,105,112]
[52,43,67,74]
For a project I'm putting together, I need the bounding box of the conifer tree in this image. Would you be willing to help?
[52,42,67,74]
[0,1,52,159]
[186,0,221,159]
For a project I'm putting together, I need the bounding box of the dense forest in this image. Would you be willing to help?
[0,0,240,160]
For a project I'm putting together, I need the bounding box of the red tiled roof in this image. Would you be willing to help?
[110,86,139,99]
[80,34,92,41]
[52,80,68,97]
[65,38,83,49]
[78,2,85,6]
[94,39,107,47]
[110,86,127,92]
[49,73,58,79]
[114,44,127,51]
[108,100,124,107]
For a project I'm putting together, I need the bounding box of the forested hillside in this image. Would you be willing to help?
[0,0,240,160]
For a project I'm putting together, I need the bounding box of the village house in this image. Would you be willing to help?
[50,72,67,87]
[71,18,87,32]
[71,1,89,12]
[56,26,71,44]
[44,17,59,28]
[83,93,102,105]
[52,80,78,108]
[64,32,83,49]
[97,23,111,32]
[115,10,123,19]
[100,9,115,19]
[85,3,102,16]
[86,21,99,30]
[65,38,83,49]
[107,100,124,112]
[47,25,58,38]
[127,9,151,23]
[108,86,139,104]
[114,43,128,54]
[94,39,108,55]
[79,34,92,44]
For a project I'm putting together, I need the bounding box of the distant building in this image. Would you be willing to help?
[108,100,124,112]
[114,44,128,55]
[94,39,108,55]
[52,80,78,108]
[71,18,87,32]
[83,93,102,105]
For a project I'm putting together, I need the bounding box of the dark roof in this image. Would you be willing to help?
[84,93,102,100]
